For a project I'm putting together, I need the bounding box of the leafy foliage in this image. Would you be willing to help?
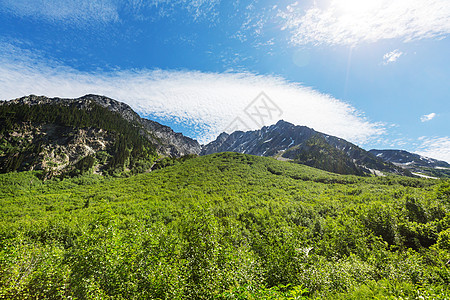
[0,153,449,299]
[288,134,366,175]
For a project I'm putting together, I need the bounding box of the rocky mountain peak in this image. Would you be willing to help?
[2,94,201,158]
[202,119,409,176]
[78,94,141,123]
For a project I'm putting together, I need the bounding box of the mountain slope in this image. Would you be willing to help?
[1,153,447,299]
[0,94,200,177]
[370,149,450,178]
[202,120,410,176]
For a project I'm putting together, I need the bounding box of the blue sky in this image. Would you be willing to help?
[0,0,449,161]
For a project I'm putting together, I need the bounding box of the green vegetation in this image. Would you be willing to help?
[287,134,366,176]
[284,134,409,177]
[0,102,158,175]
[1,153,449,299]
[417,167,450,179]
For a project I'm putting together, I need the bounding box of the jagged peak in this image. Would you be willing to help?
[79,94,110,99]
[217,132,230,139]
[275,119,292,126]
[262,120,313,132]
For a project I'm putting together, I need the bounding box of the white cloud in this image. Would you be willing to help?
[279,0,450,46]
[129,0,222,22]
[383,50,403,65]
[415,136,450,163]
[0,43,384,145]
[0,0,119,24]
[420,112,437,122]
[0,0,223,25]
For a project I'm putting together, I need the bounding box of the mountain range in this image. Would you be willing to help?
[201,120,410,176]
[369,149,450,179]
[0,94,447,178]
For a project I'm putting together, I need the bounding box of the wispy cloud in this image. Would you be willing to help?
[2,0,449,46]
[279,0,450,46]
[0,0,223,25]
[416,136,450,163]
[420,112,437,122]
[383,50,403,65]
[0,43,384,145]
[125,0,222,23]
[0,0,119,24]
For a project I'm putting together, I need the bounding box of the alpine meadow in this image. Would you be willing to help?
[1,152,450,298]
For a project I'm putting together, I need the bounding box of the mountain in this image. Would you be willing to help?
[0,94,200,177]
[4,95,442,179]
[202,120,410,176]
[369,149,450,178]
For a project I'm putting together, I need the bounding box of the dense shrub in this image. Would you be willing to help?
[0,154,449,298]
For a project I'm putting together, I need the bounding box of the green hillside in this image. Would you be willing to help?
[1,153,449,299]
[285,134,367,176]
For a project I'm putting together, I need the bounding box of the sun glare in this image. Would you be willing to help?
[333,0,381,15]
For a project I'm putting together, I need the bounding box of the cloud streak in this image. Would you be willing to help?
[0,0,119,24]
[420,113,437,122]
[0,43,384,145]
[279,0,450,46]
[416,136,450,163]
[383,50,403,65]
[2,0,449,46]
[0,0,223,25]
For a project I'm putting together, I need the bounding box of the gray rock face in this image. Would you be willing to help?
[369,149,450,178]
[201,121,316,156]
[369,149,450,168]
[5,95,442,178]
[0,122,114,175]
[2,94,201,157]
[202,120,409,176]
[140,119,201,156]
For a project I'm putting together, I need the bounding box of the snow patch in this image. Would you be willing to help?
[288,138,295,147]
[368,168,385,177]
[412,172,438,179]
[276,156,293,162]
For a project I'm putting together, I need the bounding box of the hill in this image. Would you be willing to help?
[1,153,449,299]
[202,120,410,177]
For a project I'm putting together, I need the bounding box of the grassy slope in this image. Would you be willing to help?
[1,152,450,299]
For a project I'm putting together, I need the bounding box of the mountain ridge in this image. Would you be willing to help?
[0,94,200,177]
[1,94,201,157]
[369,149,450,178]
[2,94,447,178]
[201,120,411,176]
